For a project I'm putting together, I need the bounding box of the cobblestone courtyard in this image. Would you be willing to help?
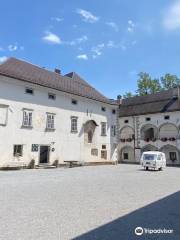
[0,164,180,240]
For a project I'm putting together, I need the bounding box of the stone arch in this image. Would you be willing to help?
[140,124,158,141]
[119,125,134,139]
[141,144,158,153]
[160,144,180,165]
[159,123,178,139]
[119,146,134,163]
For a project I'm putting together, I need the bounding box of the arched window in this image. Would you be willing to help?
[88,130,93,143]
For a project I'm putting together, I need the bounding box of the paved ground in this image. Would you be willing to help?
[0,164,180,240]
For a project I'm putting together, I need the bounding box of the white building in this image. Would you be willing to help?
[117,89,180,166]
[0,58,118,167]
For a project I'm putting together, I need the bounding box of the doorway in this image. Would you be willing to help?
[39,145,49,164]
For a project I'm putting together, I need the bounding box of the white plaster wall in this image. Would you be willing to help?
[0,75,117,166]
[118,112,180,165]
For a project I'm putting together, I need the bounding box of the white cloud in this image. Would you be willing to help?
[127,20,135,32]
[76,9,99,23]
[91,43,105,58]
[77,54,88,60]
[42,31,62,44]
[51,17,64,22]
[107,41,118,48]
[106,22,119,32]
[0,56,8,63]
[68,35,88,46]
[163,1,180,30]
[8,44,18,51]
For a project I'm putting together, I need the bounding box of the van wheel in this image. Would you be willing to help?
[146,167,149,171]
[159,167,162,171]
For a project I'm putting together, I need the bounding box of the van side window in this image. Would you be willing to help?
[157,155,161,160]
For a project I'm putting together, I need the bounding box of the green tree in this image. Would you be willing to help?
[137,72,161,95]
[137,72,152,95]
[123,92,134,99]
[161,74,180,90]
[149,78,162,94]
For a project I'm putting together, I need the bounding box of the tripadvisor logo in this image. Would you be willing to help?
[135,227,143,236]
[135,226,174,236]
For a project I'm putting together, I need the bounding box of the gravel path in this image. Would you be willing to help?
[0,164,180,240]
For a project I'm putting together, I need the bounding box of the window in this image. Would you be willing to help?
[46,113,55,130]
[22,110,33,127]
[124,119,129,123]
[146,117,151,121]
[88,130,93,143]
[112,109,116,114]
[169,152,177,161]
[111,125,116,137]
[13,145,23,157]
[101,107,106,112]
[164,115,170,120]
[0,105,8,126]
[71,116,78,133]
[101,122,107,136]
[101,150,107,159]
[25,88,34,95]
[123,152,128,160]
[102,145,106,149]
[48,93,56,100]
[91,148,98,156]
[72,99,77,105]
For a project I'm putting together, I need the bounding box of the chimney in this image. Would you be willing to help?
[54,68,61,74]
[117,95,122,105]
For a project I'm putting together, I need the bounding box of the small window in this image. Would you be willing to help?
[169,152,177,161]
[124,119,129,123]
[13,145,23,157]
[91,148,98,156]
[146,117,151,121]
[101,122,107,136]
[71,116,78,133]
[46,113,55,130]
[48,93,56,100]
[72,99,77,105]
[112,109,116,114]
[123,152,128,160]
[25,88,34,95]
[101,107,106,112]
[101,150,107,159]
[102,145,106,149]
[22,110,33,127]
[111,125,116,137]
[164,115,170,120]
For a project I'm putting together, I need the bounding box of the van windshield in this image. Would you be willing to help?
[143,154,157,161]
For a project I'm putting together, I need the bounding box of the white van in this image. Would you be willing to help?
[141,151,166,171]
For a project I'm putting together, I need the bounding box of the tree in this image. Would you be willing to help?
[149,79,162,94]
[123,92,134,99]
[136,72,162,96]
[161,74,180,90]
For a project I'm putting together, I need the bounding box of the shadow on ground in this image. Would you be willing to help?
[74,191,180,240]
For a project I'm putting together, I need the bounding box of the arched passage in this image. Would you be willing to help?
[140,124,158,141]
[160,144,179,165]
[159,123,178,139]
[119,126,134,140]
[119,146,134,163]
[141,144,158,153]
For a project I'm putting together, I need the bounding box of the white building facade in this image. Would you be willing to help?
[117,90,180,166]
[0,58,118,167]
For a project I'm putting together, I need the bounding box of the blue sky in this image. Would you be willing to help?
[1,0,180,99]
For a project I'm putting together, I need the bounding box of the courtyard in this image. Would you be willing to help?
[0,164,180,240]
